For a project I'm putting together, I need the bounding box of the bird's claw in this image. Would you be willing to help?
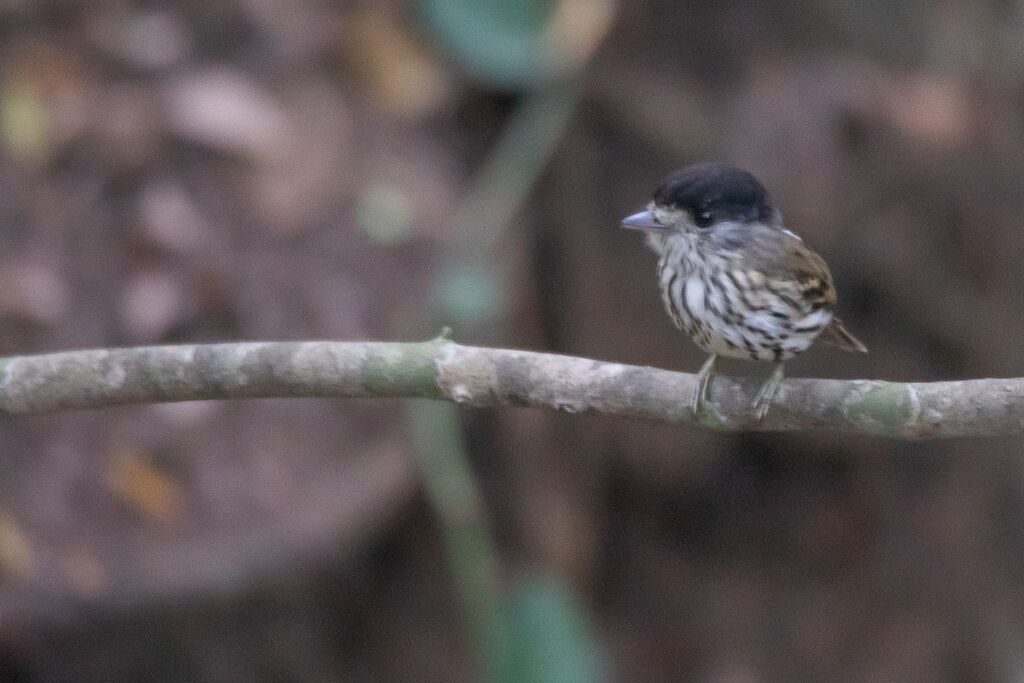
[752,363,784,422]
[691,355,718,417]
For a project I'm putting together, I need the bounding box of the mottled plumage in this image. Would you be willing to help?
[622,163,866,420]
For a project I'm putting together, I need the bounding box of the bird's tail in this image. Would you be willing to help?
[820,316,867,353]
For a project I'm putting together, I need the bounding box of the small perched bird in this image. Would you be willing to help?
[622,162,866,420]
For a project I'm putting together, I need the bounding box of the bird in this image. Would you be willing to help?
[621,162,866,421]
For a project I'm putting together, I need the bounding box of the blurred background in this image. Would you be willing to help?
[1,0,1024,680]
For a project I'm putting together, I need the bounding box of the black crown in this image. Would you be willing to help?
[653,162,775,224]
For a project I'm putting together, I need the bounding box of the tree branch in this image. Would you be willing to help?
[0,338,1018,439]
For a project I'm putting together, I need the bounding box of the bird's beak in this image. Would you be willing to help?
[620,210,665,231]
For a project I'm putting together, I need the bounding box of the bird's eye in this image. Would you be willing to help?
[694,210,714,228]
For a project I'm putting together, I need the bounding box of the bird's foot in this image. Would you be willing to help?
[752,363,784,421]
[691,354,718,417]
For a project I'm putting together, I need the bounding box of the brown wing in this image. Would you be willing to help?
[759,228,868,352]
[717,223,837,314]
[712,222,867,351]
[787,242,837,311]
